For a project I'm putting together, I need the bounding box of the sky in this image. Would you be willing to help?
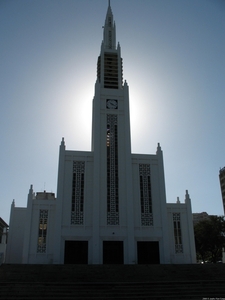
[0,0,225,224]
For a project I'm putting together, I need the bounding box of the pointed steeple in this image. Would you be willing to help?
[61,137,65,147]
[29,184,33,195]
[185,190,191,203]
[97,2,123,89]
[103,0,116,50]
[59,137,66,152]
[156,143,162,155]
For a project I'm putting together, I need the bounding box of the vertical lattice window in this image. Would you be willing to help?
[37,210,48,253]
[107,114,119,225]
[173,213,183,253]
[71,161,85,225]
[139,164,153,226]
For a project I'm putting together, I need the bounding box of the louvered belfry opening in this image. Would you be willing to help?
[104,53,118,89]
[97,53,123,89]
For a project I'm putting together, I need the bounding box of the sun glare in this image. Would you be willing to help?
[129,79,168,153]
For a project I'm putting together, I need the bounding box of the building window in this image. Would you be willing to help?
[107,114,119,225]
[71,161,85,225]
[139,164,153,226]
[37,210,48,253]
[173,213,183,253]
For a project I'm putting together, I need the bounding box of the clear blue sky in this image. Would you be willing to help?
[0,0,225,224]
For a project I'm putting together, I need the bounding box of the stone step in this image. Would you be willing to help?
[2,264,225,283]
[0,281,225,299]
[1,264,225,299]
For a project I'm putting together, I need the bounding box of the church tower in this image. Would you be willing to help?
[91,1,134,263]
[6,2,196,265]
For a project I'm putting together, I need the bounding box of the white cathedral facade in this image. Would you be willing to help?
[6,3,196,265]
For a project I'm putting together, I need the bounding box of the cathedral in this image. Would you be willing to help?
[6,3,196,265]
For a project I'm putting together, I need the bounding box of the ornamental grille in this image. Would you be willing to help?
[107,114,119,225]
[37,210,48,253]
[173,213,183,253]
[71,161,85,225]
[139,164,153,226]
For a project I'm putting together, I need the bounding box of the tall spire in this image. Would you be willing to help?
[97,2,123,89]
[103,1,116,50]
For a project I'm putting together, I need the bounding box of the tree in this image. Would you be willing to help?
[194,215,225,263]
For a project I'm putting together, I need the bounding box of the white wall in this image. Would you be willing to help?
[25,200,56,264]
[167,199,196,264]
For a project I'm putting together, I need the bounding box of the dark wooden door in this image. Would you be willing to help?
[137,241,160,264]
[103,241,124,264]
[64,241,88,264]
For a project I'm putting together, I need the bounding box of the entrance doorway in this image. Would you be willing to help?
[103,241,124,264]
[64,241,88,264]
[137,241,160,264]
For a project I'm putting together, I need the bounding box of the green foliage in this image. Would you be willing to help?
[194,215,225,263]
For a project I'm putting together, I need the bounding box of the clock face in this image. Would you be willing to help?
[106,99,118,109]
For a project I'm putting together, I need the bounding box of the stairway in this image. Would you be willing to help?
[1,264,225,299]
